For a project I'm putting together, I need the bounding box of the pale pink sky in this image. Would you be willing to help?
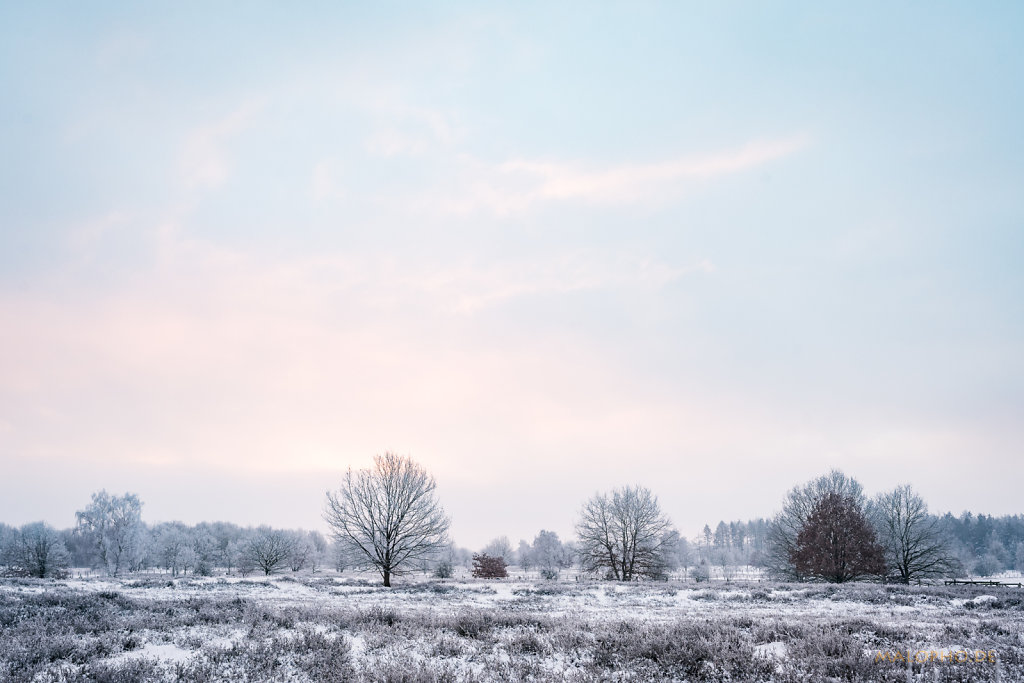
[2,3,1022,548]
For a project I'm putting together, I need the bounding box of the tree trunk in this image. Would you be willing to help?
[383,568,391,587]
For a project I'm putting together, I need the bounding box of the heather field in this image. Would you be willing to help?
[2,574,1022,682]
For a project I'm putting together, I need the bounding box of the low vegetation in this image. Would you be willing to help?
[2,574,1021,682]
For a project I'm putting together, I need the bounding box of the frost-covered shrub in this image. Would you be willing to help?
[692,560,710,583]
[452,610,494,639]
[472,553,508,578]
[85,657,162,683]
[507,629,549,655]
[589,620,774,680]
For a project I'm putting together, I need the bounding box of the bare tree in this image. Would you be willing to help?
[767,470,865,579]
[287,530,314,572]
[576,485,678,581]
[791,492,884,583]
[324,452,450,587]
[873,484,953,583]
[247,527,294,576]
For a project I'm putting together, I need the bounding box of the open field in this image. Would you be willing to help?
[2,574,1022,682]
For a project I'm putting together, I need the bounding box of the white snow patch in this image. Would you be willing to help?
[105,642,192,664]
[754,641,787,659]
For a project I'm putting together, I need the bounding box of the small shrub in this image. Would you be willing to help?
[471,554,508,579]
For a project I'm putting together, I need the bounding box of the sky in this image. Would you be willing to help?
[1,2,1022,549]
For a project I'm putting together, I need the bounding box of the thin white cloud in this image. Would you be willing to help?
[179,100,264,190]
[429,135,810,215]
[407,253,714,314]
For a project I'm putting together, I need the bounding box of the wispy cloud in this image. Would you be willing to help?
[179,100,264,190]
[408,253,714,314]
[429,135,810,215]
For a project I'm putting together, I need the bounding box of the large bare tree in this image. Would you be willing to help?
[766,470,865,579]
[791,492,885,583]
[873,484,953,583]
[576,485,677,581]
[324,452,449,587]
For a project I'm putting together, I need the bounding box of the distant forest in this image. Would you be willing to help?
[687,512,1024,579]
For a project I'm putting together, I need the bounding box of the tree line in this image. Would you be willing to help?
[2,455,1022,586]
[0,492,336,579]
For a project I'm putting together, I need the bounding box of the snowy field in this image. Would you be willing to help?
[2,572,1023,682]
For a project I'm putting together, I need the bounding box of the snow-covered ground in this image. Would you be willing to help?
[2,572,1022,681]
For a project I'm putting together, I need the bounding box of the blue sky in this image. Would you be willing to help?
[1,2,1022,547]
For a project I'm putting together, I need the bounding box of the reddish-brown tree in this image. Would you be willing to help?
[471,553,508,578]
[791,492,885,583]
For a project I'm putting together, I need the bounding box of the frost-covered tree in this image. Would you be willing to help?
[715,548,738,582]
[713,521,731,550]
[155,523,190,576]
[324,452,450,587]
[731,522,746,552]
[5,522,70,578]
[532,530,565,579]
[308,531,328,573]
[0,523,18,569]
[767,470,866,579]
[225,538,247,575]
[517,539,533,571]
[985,532,1011,570]
[481,536,514,563]
[576,486,678,581]
[676,537,693,580]
[872,484,953,583]
[75,490,145,576]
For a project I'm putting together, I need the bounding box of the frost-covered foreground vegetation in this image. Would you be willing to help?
[2,574,1022,682]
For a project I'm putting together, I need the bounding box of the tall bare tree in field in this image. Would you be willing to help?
[791,492,885,583]
[324,452,449,587]
[576,485,678,581]
[873,484,953,583]
[767,470,865,579]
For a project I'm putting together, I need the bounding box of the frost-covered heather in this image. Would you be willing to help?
[1,574,1022,682]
